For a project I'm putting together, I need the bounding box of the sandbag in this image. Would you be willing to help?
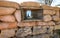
[14,10,21,22]
[0,7,16,15]
[21,2,40,7]
[0,22,17,30]
[0,15,16,22]
[0,1,20,9]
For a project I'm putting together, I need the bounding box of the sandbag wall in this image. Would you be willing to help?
[0,1,21,38]
[0,1,60,38]
[17,2,60,38]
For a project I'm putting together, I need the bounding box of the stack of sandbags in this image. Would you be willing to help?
[0,1,20,30]
[0,1,21,38]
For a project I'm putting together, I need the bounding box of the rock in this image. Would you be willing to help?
[26,35,33,38]
[33,26,41,35]
[43,26,53,34]
[52,16,60,21]
[0,22,17,30]
[43,15,52,22]
[33,34,42,38]
[1,29,15,37]
[33,34,50,38]
[0,15,16,22]
[0,1,20,9]
[43,10,56,15]
[0,7,16,15]
[33,26,45,35]
[14,10,21,22]
[16,27,32,37]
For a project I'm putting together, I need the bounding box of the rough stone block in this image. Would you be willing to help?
[43,15,52,22]
[0,7,16,15]
[26,35,33,38]
[33,34,42,38]
[14,10,21,22]
[0,15,16,22]
[16,27,32,37]
[33,34,50,38]
[43,26,53,34]
[33,26,45,35]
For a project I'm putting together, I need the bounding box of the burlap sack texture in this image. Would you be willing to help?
[15,2,60,38]
[0,1,59,29]
[0,1,60,38]
[0,1,20,30]
[18,1,60,27]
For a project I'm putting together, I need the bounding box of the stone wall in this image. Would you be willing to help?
[0,1,60,38]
